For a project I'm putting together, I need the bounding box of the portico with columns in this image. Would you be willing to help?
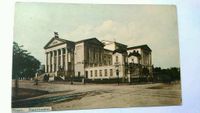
[44,32,75,79]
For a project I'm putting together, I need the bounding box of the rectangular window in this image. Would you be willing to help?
[116,56,118,63]
[78,72,80,77]
[103,55,107,65]
[62,48,66,54]
[93,48,95,60]
[108,56,112,65]
[110,69,113,76]
[90,70,93,77]
[85,71,88,78]
[95,70,97,77]
[99,70,102,77]
[105,69,107,76]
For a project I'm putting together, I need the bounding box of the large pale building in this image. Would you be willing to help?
[44,33,153,82]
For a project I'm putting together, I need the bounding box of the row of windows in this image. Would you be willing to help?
[90,69,113,77]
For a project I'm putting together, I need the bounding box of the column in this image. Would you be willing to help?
[47,52,50,73]
[101,50,103,65]
[68,52,71,62]
[56,50,59,71]
[60,48,63,69]
[65,48,68,71]
[52,51,55,72]
[88,48,90,66]
[141,51,144,65]
[72,49,74,71]
[150,53,152,65]
[49,52,52,72]
[45,52,48,73]
[148,53,150,66]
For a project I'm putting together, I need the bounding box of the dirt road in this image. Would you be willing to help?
[12,80,181,110]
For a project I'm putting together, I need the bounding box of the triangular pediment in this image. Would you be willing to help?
[44,38,66,49]
[49,39,63,46]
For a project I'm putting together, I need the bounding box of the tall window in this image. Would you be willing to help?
[93,48,95,60]
[105,69,107,76]
[95,70,97,77]
[103,55,106,65]
[78,72,80,77]
[85,71,88,78]
[116,56,118,63]
[90,70,93,77]
[108,56,112,65]
[110,69,113,76]
[99,70,102,77]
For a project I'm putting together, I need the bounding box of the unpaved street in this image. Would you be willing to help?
[12,80,181,110]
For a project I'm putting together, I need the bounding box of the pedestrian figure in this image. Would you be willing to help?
[34,77,38,85]
[43,74,49,82]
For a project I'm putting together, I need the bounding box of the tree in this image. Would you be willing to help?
[168,67,180,81]
[153,67,180,83]
[12,42,40,80]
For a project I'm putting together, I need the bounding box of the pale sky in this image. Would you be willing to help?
[14,3,180,68]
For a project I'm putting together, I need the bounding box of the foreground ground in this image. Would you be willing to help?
[12,80,181,110]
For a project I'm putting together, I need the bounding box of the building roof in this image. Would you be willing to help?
[44,37,75,49]
[113,48,127,54]
[101,40,127,48]
[128,51,141,58]
[104,48,113,52]
[75,37,104,46]
[114,42,127,48]
[127,44,151,51]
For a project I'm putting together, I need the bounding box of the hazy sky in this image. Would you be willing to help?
[14,3,180,68]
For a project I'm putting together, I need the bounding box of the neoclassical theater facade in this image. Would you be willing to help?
[44,33,153,82]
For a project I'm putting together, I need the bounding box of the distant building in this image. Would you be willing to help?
[44,33,153,82]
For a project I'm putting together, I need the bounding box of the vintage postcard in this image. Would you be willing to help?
[12,3,181,112]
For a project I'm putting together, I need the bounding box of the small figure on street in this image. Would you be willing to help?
[43,73,49,82]
[34,78,38,85]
